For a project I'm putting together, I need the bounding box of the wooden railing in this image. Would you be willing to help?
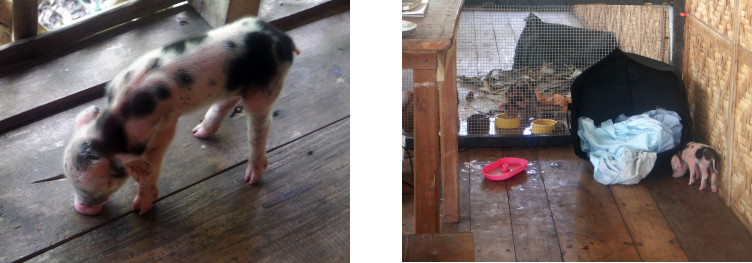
[0,0,349,134]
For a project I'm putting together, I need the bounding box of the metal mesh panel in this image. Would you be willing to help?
[456,4,672,138]
[402,69,414,137]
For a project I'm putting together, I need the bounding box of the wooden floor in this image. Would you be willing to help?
[0,4,349,263]
[403,147,752,261]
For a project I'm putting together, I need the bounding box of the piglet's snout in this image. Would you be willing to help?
[74,195,106,215]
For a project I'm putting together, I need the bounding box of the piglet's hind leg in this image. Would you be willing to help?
[698,161,710,191]
[193,96,243,138]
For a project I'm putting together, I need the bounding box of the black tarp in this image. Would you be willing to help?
[568,48,694,161]
[513,13,618,69]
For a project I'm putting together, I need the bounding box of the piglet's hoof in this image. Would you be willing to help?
[244,158,268,185]
[192,122,219,139]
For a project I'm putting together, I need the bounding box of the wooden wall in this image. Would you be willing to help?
[682,0,752,232]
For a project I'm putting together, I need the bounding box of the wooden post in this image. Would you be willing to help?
[191,0,261,28]
[413,69,441,234]
[438,38,459,223]
[226,0,261,23]
[12,0,37,41]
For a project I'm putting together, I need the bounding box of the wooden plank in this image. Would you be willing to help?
[12,0,37,40]
[413,69,441,234]
[504,147,562,262]
[0,6,211,134]
[438,37,459,223]
[403,232,475,262]
[29,119,350,262]
[473,11,502,74]
[0,11,350,262]
[465,148,515,261]
[609,183,688,261]
[536,147,640,261]
[493,12,515,69]
[257,0,328,22]
[0,0,184,74]
[645,165,752,261]
[402,0,464,51]
[267,0,349,32]
[455,10,478,77]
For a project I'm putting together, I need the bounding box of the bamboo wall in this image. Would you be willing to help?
[683,0,752,232]
[572,4,671,63]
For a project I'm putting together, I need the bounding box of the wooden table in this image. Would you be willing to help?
[402,0,463,233]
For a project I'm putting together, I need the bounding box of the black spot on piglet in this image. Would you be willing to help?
[256,20,295,63]
[125,91,158,118]
[225,32,277,91]
[149,58,161,71]
[174,69,194,87]
[74,141,100,171]
[153,83,171,100]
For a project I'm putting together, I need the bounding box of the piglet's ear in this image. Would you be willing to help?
[113,154,153,180]
[75,106,100,128]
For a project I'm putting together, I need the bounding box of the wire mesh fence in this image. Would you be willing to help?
[402,69,414,137]
[402,4,671,143]
[453,4,671,138]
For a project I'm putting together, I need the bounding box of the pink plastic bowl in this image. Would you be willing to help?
[482,157,529,181]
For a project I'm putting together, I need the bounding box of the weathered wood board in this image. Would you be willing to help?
[536,147,640,261]
[29,119,349,263]
[503,147,561,262]
[464,148,515,262]
[406,146,752,261]
[609,182,688,261]
[646,165,752,261]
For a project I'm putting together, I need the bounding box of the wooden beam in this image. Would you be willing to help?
[11,0,37,40]
[0,0,184,73]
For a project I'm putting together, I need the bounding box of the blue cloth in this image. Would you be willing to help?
[578,109,682,185]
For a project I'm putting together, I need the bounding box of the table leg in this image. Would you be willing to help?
[413,69,441,234]
[438,42,459,223]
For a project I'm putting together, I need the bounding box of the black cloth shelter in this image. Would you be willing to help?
[568,48,694,161]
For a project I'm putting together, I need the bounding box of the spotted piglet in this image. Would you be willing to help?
[62,17,299,215]
[671,142,720,192]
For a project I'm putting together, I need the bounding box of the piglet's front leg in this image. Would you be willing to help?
[244,109,271,184]
[131,119,177,214]
[241,79,284,184]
